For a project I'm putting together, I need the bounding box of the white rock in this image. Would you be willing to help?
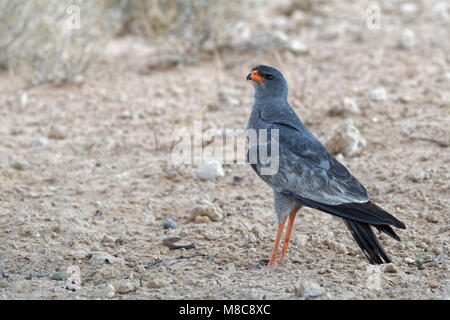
[407,168,428,182]
[384,263,398,273]
[89,252,125,266]
[19,92,28,107]
[370,87,387,102]
[190,199,224,222]
[325,119,366,157]
[432,2,450,20]
[404,257,415,264]
[146,278,169,289]
[365,265,383,290]
[295,281,325,298]
[330,97,361,116]
[296,234,309,247]
[197,161,224,181]
[116,280,136,294]
[400,3,418,18]
[288,39,309,54]
[32,137,49,148]
[66,265,82,290]
[398,29,416,49]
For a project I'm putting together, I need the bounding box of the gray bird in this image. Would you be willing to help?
[246,65,405,265]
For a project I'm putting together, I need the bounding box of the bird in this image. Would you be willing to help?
[246,65,406,266]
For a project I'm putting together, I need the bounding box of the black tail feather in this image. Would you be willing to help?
[344,219,392,264]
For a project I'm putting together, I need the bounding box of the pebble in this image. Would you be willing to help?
[51,272,67,281]
[370,87,387,102]
[398,29,416,49]
[32,138,49,148]
[89,251,125,266]
[400,3,418,19]
[384,263,398,273]
[162,236,183,247]
[428,281,439,289]
[197,161,224,181]
[48,126,67,140]
[407,168,427,182]
[73,250,87,260]
[11,162,26,171]
[404,257,415,264]
[325,119,367,157]
[146,278,169,289]
[163,219,176,230]
[19,91,28,107]
[116,280,136,294]
[329,97,361,116]
[194,215,210,223]
[295,281,325,298]
[66,265,82,290]
[288,39,309,54]
[190,200,224,222]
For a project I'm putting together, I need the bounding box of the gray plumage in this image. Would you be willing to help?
[246,65,406,264]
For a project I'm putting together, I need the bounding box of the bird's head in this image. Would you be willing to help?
[247,65,288,99]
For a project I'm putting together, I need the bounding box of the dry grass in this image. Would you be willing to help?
[0,0,122,85]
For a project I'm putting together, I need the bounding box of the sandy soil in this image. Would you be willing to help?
[0,1,449,299]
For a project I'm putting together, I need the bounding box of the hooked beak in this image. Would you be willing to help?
[246,70,265,83]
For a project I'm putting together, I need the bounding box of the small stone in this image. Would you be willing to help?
[425,214,438,223]
[296,234,309,247]
[398,29,416,49]
[48,126,67,140]
[325,119,366,157]
[116,280,136,294]
[197,161,224,181]
[11,162,26,171]
[428,280,439,289]
[404,257,415,264]
[370,87,387,102]
[400,3,418,19]
[32,138,49,148]
[250,225,261,236]
[73,250,87,260]
[163,219,176,230]
[288,39,309,54]
[296,281,325,298]
[329,97,361,116]
[66,265,81,290]
[190,200,224,222]
[51,272,67,281]
[194,215,210,223]
[89,252,125,266]
[407,169,427,183]
[0,260,5,274]
[162,236,183,247]
[107,290,115,298]
[19,91,28,107]
[146,278,169,289]
[384,263,398,273]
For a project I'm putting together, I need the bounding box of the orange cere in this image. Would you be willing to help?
[251,70,265,83]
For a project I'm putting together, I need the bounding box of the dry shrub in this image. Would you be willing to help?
[0,0,123,84]
[124,0,245,53]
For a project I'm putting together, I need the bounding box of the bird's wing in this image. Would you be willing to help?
[250,109,370,205]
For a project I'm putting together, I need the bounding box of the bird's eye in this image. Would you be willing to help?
[264,74,274,80]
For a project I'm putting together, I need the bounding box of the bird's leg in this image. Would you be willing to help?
[268,218,287,266]
[277,207,299,264]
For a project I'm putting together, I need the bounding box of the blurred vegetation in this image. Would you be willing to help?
[0,0,125,84]
[0,0,247,85]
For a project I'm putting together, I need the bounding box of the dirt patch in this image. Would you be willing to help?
[0,1,449,299]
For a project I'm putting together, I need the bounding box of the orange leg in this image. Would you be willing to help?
[277,207,299,264]
[268,218,286,266]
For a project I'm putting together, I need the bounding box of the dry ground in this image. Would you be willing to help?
[0,1,449,299]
